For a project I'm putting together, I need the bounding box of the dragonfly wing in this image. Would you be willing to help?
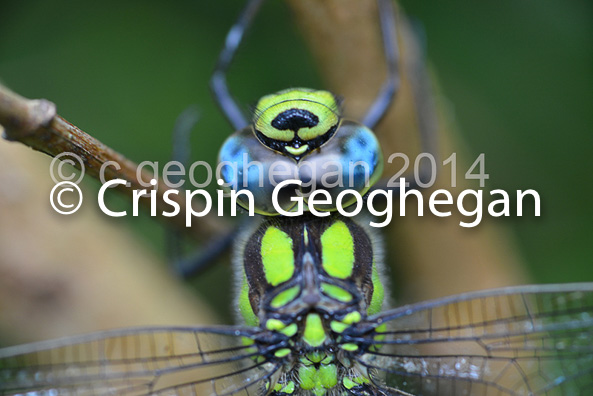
[354,283,593,395]
[0,326,280,396]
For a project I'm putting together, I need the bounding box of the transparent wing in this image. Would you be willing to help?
[352,283,593,396]
[0,326,281,396]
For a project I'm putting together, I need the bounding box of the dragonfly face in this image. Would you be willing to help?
[236,214,385,394]
[218,89,384,215]
[253,88,341,160]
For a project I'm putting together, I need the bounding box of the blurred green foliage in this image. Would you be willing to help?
[400,0,593,282]
[0,0,591,306]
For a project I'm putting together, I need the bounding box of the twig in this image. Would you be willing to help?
[0,84,229,241]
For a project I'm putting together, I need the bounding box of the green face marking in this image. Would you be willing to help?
[261,226,294,286]
[253,88,341,159]
[285,145,308,156]
[321,221,354,279]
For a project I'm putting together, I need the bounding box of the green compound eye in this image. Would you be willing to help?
[253,88,341,160]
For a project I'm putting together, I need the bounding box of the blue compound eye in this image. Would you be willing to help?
[218,110,383,216]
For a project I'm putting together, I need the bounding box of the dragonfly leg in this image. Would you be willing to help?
[164,106,236,278]
[370,11,439,194]
[210,0,266,130]
[173,227,239,278]
[164,106,198,270]
[361,0,401,130]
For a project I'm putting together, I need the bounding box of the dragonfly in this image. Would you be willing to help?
[1,213,592,394]
[1,0,592,395]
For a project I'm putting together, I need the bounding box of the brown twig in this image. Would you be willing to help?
[0,84,229,241]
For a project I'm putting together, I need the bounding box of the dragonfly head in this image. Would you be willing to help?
[252,88,342,161]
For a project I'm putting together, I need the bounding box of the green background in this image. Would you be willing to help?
[1,0,591,314]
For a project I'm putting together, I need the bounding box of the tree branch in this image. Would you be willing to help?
[0,84,229,241]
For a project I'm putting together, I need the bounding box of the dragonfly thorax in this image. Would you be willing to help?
[237,215,384,326]
[235,215,386,395]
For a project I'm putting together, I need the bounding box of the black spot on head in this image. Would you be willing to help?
[272,109,319,132]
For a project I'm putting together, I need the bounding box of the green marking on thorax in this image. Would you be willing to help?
[298,363,338,394]
[370,323,388,352]
[343,311,361,324]
[321,221,354,279]
[266,318,286,331]
[343,374,370,390]
[304,351,326,364]
[274,348,291,358]
[273,380,295,394]
[340,343,359,351]
[343,377,357,390]
[280,323,298,337]
[330,311,361,334]
[303,313,326,347]
[265,319,298,337]
[367,263,384,315]
[321,282,353,302]
[330,320,348,333]
[238,275,258,326]
[261,226,294,286]
[270,285,301,308]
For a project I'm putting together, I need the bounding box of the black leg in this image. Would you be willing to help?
[407,21,439,168]
[170,106,200,171]
[165,106,200,269]
[212,0,400,131]
[174,227,239,278]
[368,15,439,195]
[361,0,401,129]
[210,0,266,131]
[165,107,243,278]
